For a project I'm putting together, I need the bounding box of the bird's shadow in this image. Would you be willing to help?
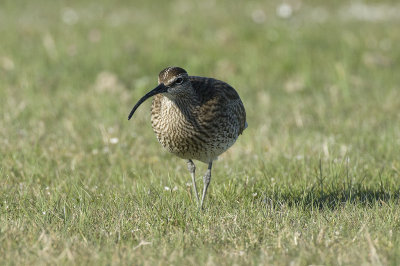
[260,183,400,212]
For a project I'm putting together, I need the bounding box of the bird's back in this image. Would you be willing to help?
[189,76,247,135]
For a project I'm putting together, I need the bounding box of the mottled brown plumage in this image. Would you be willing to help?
[128,66,247,208]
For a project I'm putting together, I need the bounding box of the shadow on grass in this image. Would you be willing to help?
[262,184,400,211]
[261,160,400,211]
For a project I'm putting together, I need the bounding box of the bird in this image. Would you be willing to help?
[128,66,247,209]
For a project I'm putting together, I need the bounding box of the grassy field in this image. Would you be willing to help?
[1,0,400,264]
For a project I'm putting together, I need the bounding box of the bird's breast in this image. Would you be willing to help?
[150,95,239,162]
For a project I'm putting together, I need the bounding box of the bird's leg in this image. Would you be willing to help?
[187,159,200,205]
[200,161,213,209]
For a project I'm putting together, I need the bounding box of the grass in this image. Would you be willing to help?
[1,0,400,264]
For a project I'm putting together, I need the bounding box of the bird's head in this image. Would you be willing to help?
[128,66,191,120]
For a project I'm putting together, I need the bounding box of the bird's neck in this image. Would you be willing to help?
[164,90,199,108]
[160,93,199,120]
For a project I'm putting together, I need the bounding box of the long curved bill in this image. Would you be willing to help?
[128,83,167,120]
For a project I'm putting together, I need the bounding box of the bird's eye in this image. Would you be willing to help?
[175,77,183,84]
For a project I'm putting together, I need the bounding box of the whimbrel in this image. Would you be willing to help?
[128,67,247,208]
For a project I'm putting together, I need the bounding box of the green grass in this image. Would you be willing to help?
[1,0,400,264]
